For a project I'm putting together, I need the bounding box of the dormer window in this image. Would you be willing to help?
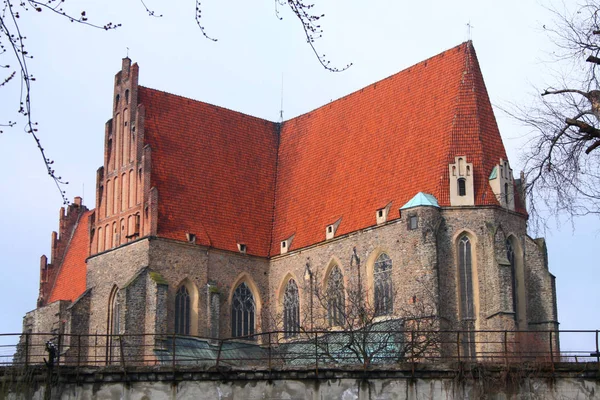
[280,234,295,255]
[376,202,392,225]
[326,218,342,240]
[458,178,466,196]
[237,243,247,254]
[186,233,196,244]
[448,156,474,206]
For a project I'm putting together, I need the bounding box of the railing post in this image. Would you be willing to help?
[456,331,461,362]
[503,330,508,366]
[119,335,126,368]
[549,330,554,367]
[77,335,81,368]
[268,332,272,370]
[56,333,63,367]
[215,339,223,368]
[172,333,176,370]
[25,333,30,367]
[410,331,415,363]
[596,330,599,367]
[314,331,319,375]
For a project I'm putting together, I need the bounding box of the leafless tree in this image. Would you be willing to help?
[0,0,350,204]
[513,0,600,228]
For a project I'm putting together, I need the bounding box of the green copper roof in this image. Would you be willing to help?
[489,166,498,180]
[400,192,440,210]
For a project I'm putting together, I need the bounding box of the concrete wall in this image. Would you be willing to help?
[3,366,598,400]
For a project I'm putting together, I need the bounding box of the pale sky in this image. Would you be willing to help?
[0,0,596,354]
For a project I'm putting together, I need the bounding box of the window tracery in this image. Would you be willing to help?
[506,239,518,319]
[283,279,300,337]
[327,266,345,327]
[374,253,393,316]
[175,285,191,335]
[231,282,255,338]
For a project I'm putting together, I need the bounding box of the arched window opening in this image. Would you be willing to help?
[114,94,120,111]
[231,282,255,338]
[458,236,474,319]
[327,266,345,327]
[506,239,518,320]
[458,178,466,196]
[458,235,476,359]
[283,279,300,337]
[374,253,393,316]
[125,89,130,104]
[175,285,191,335]
[107,286,120,363]
[504,182,509,204]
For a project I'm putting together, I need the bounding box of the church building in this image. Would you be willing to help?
[21,42,558,363]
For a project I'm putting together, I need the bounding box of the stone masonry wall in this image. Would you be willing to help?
[86,238,150,338]
[270,206,443,333]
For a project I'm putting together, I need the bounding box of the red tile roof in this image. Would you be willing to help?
[139,88,279,256]
[48,210,92,303]
[136,42,520,257]
[271,41,513,254]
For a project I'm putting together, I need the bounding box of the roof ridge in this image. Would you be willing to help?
[285,42,473,124]
[139,42,472,126]
[138,86,275,124]
[267,123,282,257]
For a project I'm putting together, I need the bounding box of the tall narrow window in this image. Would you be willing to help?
[327,266,345,327]
[283,279,300,337]
[504,183,509,205]
[175,285,191,335]
[107,286,120,364]
[506,239,518,320]
[231,282,255,338]
[374,253,393,316]
[458,236,474,319]
[458,178,466,196]
[458,235,476,359]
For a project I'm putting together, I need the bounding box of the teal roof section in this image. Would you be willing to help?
[400,192,440,210]
[489,166,498,180]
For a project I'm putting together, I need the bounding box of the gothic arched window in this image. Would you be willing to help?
[327,266,345,327]
[458,178,467,196]
[107,286,120,364]
[283,279,300,337]
[374,253,393,316]
[506,239,518,320]
[231,282,255,338]
[458,235,476,359]
[458,236,474,319]
[175,285,191,335]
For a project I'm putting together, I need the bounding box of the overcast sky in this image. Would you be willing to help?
[0,0,596,353]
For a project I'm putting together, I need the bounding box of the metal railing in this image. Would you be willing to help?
[0,329,597,369]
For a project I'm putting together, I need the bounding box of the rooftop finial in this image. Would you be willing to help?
[126,47,130,58]
[466,21,474,41]
[279,73,284,123]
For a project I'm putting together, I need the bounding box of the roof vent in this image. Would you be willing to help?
[237,243,247,254]
[186,233,196,244]
[326,218,342,240]
[376,202,392,225]
[280,234,295,255]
